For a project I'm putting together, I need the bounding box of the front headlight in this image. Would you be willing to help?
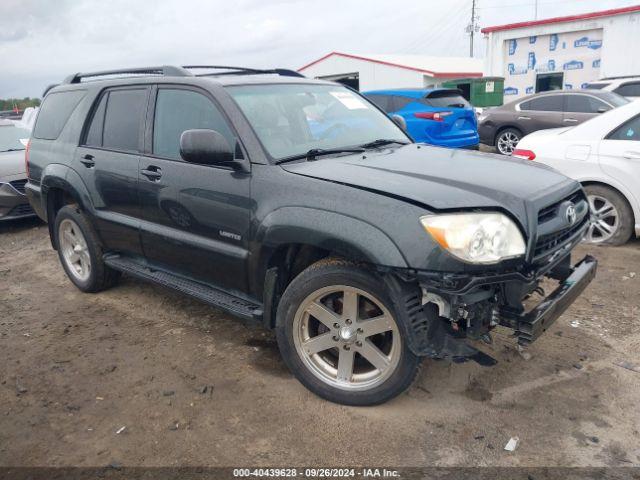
[420,213,526,264]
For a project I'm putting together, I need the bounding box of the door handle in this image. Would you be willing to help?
[80,154,95,168]
[141,166,162,181]
[517,116,531,120]
[563,118,578,123]
[623,151,640,160]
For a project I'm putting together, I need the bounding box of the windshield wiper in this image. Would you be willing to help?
[1,148,25,152]
[359,139,410,149]
[275,147,365,165]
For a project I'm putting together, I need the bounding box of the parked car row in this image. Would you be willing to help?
[0,119,34,221]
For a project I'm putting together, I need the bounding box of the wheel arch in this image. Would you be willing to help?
[41,165,94,249]
[253,207,409,328]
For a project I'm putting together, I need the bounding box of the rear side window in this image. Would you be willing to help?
[520,95,563,112]
[152,89,234,160]
[565,95,610,113]
[103,89,148,152]
[84,88,147,151]
[423,91,470,109]
[614,82,640,97]
[33,90,86,140]
[607,115,640,141]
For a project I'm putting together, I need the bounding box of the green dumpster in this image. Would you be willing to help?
[441,77,504,107]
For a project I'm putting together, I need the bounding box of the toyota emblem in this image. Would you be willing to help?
[566,203,577,226]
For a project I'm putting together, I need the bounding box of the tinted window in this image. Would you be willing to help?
[392,96,414,111]
[614,82,640,97]
[584,82,610,90]
[33,90,86,140]
[84,93,107,147]
[153,89,234,160]
[607,115,640,141]
[598,91,630,107]
[365,94,392,112]
[0,125,31,151]
[520,95,563,112]
[423,91,471,108]
[102,89,147,152]
[565,95,610,113]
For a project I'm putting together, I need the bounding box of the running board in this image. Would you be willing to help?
[103,254,263,322]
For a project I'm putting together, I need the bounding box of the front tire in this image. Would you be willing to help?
[584,185,633,245]
[275,259,421,406]
[495,128,522,155]
[54,205,120,292]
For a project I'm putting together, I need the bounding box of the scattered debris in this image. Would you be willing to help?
[588,436,599,444]
[578,352,589,361]
[15,384,27,395]
[629,272,636,278]
[96,396,104,401]
[474,434,485,440]
[570,320,580,328]
[107,461,122,470]
[115,426,126,434]
[168,422,179,431]
[516,344,531,361]
[66,405,80,412]
[573,363,584,370]
[162,390,175,397]
[614,361,640,374]
[504,437,519,452]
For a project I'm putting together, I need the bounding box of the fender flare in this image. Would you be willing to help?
[254,206,408,284]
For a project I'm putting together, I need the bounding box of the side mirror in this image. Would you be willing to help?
[597,107,609,114]
[391,114,407,131]
[180,129,235,166]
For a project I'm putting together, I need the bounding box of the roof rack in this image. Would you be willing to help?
[61,64,305,85]
[63,66,192,84]
[600,75,640,81]
[182,65,305,78]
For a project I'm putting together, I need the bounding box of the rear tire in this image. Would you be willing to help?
[275,258,422,406]
[583,185,633,246]
[495,128,522,155]
[54,205,120,292]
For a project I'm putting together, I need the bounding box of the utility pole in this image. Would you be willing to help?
[466,0,480,57]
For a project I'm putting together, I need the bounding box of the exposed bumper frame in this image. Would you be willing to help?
[502,255,597,345]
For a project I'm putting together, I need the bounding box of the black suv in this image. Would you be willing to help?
[26,65,596,405]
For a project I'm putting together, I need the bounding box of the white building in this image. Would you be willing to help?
[298,52,484,91]
[482,5,640,100]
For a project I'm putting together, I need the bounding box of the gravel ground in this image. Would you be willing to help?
[1,217,639,468]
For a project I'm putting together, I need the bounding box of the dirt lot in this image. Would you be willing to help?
[1,217,639,468]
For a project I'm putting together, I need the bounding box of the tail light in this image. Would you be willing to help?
[512,148,536,160]
[25,139,31,178]
[414,111,452,122]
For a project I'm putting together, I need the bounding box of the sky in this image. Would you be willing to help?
[1,0,638,98]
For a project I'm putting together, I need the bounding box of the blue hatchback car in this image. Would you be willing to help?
[363,88,479,149]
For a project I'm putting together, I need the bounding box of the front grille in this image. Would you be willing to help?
[7,203,34,217]
[9,179,27,194]
[534,190,588,258]
[537,190,584,224]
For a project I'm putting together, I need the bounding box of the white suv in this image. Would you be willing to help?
[584,77,640,100]
[515,100,640,245]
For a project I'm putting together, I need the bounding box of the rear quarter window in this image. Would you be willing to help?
[33,90,86,140]
[422,92,470,109]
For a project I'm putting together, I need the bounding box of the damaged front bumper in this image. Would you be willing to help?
[502,255,597,345]
[396,253,597,364]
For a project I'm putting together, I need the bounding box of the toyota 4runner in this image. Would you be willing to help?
[26,65,597,405]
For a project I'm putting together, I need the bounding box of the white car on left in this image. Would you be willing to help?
[514,100,640,245]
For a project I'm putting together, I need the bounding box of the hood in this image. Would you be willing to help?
[0,150,26,178]
[281,144,576,227]
[523,127,572,140]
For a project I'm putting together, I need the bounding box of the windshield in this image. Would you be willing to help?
[0,124,30,152]
[227,84,409,160]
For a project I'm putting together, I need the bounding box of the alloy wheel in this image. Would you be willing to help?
[585,194,619,243]
[497,131,519,155]
[292,285,401,391]
[59,218,91,282]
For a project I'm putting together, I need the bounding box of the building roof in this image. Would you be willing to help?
[298,52,484,78]
[481,4,640,34]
